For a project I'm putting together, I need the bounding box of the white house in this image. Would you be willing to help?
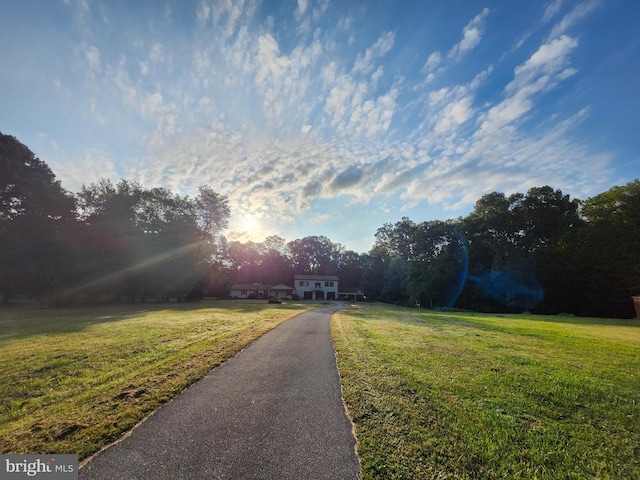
[294,274,339,300]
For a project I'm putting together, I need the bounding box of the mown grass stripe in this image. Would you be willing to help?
[332,305,640,479]
[0,300,318,458]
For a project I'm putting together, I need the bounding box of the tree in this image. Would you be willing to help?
[407,221,466,309]
[360,246,390,301]
[194,185,230,260]
[373,217,417,261]
[572,180,640,317]
[226,241,263,284]
[0,132,76,222]
[287,236,342,274]
[76,179,230,301]
[0,132,77,302]
[258,236,294,285]
[336,250,365,289]
[512,186,581,253]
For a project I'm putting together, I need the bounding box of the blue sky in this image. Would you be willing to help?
[1,0,638,252]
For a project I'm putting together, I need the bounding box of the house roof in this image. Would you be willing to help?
[294,274,339,281]
[229,283,294,291]
[339,287,364,294]
[268,284,294,290]
[230,283,270,290]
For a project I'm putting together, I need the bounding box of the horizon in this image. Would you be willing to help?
[2,0,639,252]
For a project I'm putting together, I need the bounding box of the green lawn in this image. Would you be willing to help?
[332,305,640,479]
[0,300,316,458]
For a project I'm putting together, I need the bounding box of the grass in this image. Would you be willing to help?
[0,300,317,459]
[332,305,640,479]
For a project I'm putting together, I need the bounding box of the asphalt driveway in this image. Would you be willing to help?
[79,304,360,479]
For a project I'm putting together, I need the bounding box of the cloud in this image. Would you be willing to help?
[253,32,324,127]
[43,0,614,241]
[542,0,564,22]
[475,35,579,138]
[349,89,398,137]
[352,31,395,74]
[548,0,600,40]
[141,92,164,117]
[509,34,578,92]
[196,1,210,25]
[49,146,120,193]
[448,8,489,59]
[330,165,364,192]
[434,96,474,134]
[82,43,101,72]
[295,0,308,20]
[325,75,356,126]
[424,51,441,71]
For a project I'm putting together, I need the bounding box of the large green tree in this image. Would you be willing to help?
[573,180,640,317]
[287,235,342,274]
[76,179,229,301]
[0,132,77,302]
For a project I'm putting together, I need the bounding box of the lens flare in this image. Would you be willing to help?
[445,234,469,308]
[468,269,544,310]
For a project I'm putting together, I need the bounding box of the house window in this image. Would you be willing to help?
[241,290,247,295]
[325,281,334,287]
[315,282,321,289]
[299,281,304,286]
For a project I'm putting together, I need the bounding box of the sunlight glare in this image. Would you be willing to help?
[245,214,257,234]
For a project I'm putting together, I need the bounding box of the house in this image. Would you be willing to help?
[294,274,339,300]
[339,287,366,302]
[229,283,294,299]
[229,283,270,299]
[268,284,295,299]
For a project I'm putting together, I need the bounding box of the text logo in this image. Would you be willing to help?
[1,455,77,480]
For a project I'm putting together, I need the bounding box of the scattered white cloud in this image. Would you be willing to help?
[509,34,578,94]
[7,0,622,249]
[434,96,474,134]
[82,43,101,72]
[295,0,308,20]
[424,51,441,71]
[196,1,210,25]
[543,0,564,23]
[141,92,164,118]
[448,8,489,60]
[548,0,600,40]
[352,31,395,75]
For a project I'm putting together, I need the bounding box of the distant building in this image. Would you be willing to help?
[338,287,366,302]
[294,274,339,300]
[229,283,295,299]
[268,284,295,299]
[230,275,363,301]
[229,283,270,299]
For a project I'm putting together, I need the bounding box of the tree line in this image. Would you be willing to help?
[1,131,639,317]
[1,132,230,304]
[366,184,639,318]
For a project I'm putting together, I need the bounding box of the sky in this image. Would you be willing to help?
[1,0,639,252]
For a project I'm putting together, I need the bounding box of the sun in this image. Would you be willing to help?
[244,214,257,234]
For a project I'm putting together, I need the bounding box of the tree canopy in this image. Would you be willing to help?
[1,132,638,317]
